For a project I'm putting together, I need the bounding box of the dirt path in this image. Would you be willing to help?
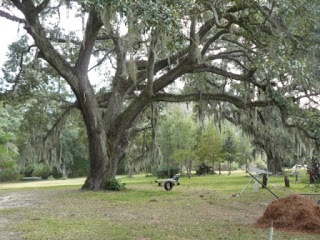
[0,191,43,240]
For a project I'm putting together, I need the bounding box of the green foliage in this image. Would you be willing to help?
[2,0,320,185]
[158,106,255,174]
[0,104,20,168]
[172,149,196,165]
[156,166,180,178]
[32,164,51,180]
[61,128,89,178]
[80,0,193,31]
[77,0,200,54]
[222,130,237,163]
[51,167,63,179]
[254,159,268,170]
[159,105,198,173]
[124,104,163,176]
[195,163,212,175]
[0,168,21,182]
[69,167,89,178]
[0,145,16,168]
[0,103,20,181]
[235,132,252,165]
[170,107,197,151]
[197,123,223,165]
[16,98,88,178]
[24,165,35,177]
[103,178,125,191]
[218,162,238,171]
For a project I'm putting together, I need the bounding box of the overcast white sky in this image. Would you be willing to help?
[0,17,23,77]
[0,12,106,88]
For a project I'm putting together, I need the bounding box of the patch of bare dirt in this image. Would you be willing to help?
[0,191,44,240]
[0,192,38,209]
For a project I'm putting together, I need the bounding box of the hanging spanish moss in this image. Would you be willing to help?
[125,103,163,176]
[219,104,318,173]
[100,5,113,33]
[19,108,74,175]
[126,59,137,85]
[150,103,163,168]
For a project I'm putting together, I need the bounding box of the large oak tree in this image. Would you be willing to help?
[0,0,319,189]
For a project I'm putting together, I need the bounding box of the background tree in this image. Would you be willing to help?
[172,149,196,178]
[158,105,196,177]
[222,129,236,175]
[0,103,21,181]
[197,123,223,174]
[124,103,162,177]
[170,105,197,177]
[234,131,253,172]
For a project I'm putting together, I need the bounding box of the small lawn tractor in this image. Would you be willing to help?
[155,174,180,191]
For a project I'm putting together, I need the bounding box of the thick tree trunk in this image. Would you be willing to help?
[105,131,129,179]
[274,157,283,174]
[81,126,107,190]
[79,79,108,190]
[267,153,283,174]
[245,159,248,173]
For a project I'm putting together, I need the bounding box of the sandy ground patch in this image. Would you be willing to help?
[0,178,86,190]
[0,190,46,240]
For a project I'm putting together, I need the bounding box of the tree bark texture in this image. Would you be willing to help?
[79,79,108,190]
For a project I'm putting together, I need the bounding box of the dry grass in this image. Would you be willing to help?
[0,178,86,190]
[0,173,319,240]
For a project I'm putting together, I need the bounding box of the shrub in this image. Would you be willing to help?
[69,168,88,178]
[104,178,125,191]
[0,169,21,182]
[196,163,212,175]
[32,164,51,179]
[51,167,63,179]
[254,159,267,170]
[156,166,180,178]
[24,164,35,177]
[218,162,239,171]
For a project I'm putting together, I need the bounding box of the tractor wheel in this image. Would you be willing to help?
[164,181,173,191]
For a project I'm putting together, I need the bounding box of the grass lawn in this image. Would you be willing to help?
[0,171,319,240]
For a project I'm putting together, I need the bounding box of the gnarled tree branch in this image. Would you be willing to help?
[0,9,26,23]
[152,92,275,109]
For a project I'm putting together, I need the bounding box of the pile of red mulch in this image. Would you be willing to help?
[255,194,320,234]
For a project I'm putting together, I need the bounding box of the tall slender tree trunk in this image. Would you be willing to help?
[245,159,248,173]
[212,160,215,174]
[188,160,192,178]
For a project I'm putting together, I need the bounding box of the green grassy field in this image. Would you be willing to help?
[0,171,319,240]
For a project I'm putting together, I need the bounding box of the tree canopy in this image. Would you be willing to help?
[0,0,319,189]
